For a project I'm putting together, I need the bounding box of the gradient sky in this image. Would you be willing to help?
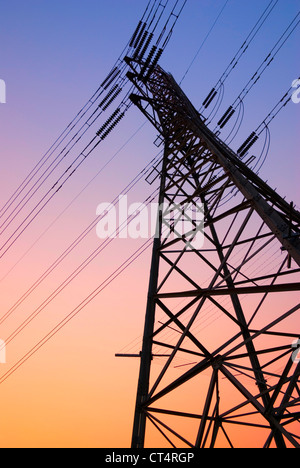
[0,0,299,448]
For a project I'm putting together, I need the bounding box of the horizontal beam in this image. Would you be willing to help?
[156,283,300,299]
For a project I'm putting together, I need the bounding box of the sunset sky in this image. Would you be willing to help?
[0,0,299,448]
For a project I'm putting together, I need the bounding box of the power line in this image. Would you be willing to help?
[180,0,230,85]
[0,0,188,259]
[235,78,300,168]
[215,9,300,132]
[0,121,148,283]
[0,188,159,355]
[200,0,279,115]
[0,148,163,325]
[0,212,186,384]
[0,86,139,259]
[0,237,154,386]
[0,0,157,222]
[0,22,133,222]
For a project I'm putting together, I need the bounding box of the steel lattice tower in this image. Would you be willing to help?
[124,58,300,449]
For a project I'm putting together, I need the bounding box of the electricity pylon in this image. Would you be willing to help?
[125,58,300,449]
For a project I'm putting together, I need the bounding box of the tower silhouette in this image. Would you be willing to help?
[125,59,300,449]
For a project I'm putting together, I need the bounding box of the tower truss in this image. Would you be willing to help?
[125,58,300,448]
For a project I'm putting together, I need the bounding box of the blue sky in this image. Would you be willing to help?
[0,0,299,203]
